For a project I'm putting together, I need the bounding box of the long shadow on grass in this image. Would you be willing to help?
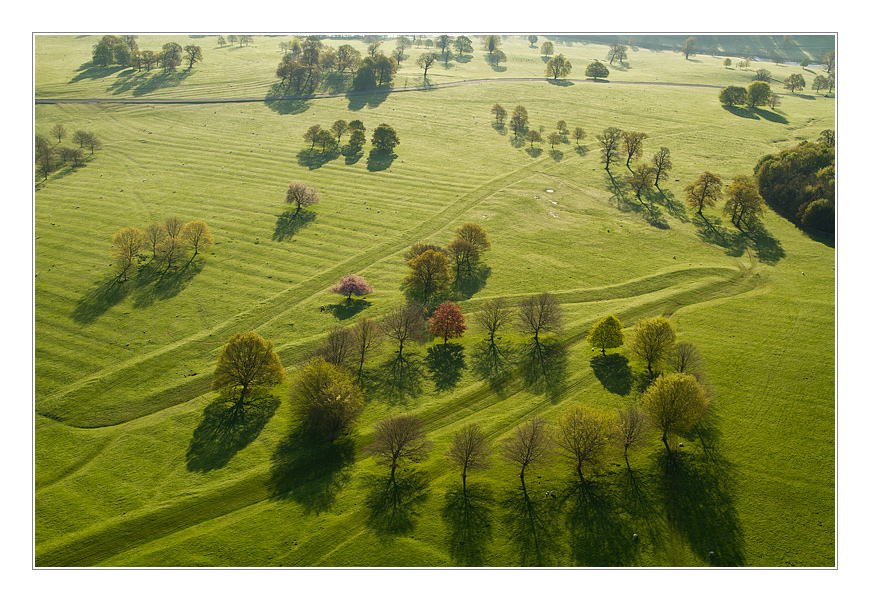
[186,394,280,473]
[264,83,313,115]
[366,149,397,172]
[363,469,430,538]
[500,482,562,566]
[590,353,633,396]
[451,265,491,301]
[470,339,518,396]
[519,339,569,402]
[692,213,784,264]
[131,257,204,309]
[606,171,669,229]
[370,351,426,404]
[273,209,315,242]
[268,424,356,515]
[441,482,495,566]
[326,298,371,321]
[297,146,341,169]
[426,343,466,392]
[70,277,132,324]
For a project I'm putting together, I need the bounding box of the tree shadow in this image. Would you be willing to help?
[519,339,569,402]
[692,212,748,257]
[491,122,507,136]
[130,257,204,309]
[606,171,669,229]
[366,150,397,172]
[370,351,426,404]
[559,478,639,566]
[546,79,574,87]
[653,187,689,222]
[268,423,357,515]
[346,89,391,111]
[525,146,544,158]
[470,339,518,395]
[264,83,312,115]
[441,482,495,566]
[272,209,316,242]
[450,264,491,300]
[747,222,786,264]
[363,470,430,538]
[70,276,131,324]
[484,55,507,72]
[590,353,633,396]
[754,108,789,124]
[426,342,466,392]
[549,149,565,161]
[185,393,280,473]
[342,146,364,165]
[500,483,562,566]
[69,63,127,83]
[574,144,589,156]
[723,105,760,120]
[326,298,372,320]
[297,146,341,169]
[657,447,746,566]
[616,465,667,547]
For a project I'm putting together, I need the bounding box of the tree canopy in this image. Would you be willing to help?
[292,357,363,441]
[212,332,285,408]
[629,316,676,376]
[585,60,609,80]
[429,302,467,345]
[587,315,624,355]
[642,372,710,453]
[546,54,572,81]
[371,123,400,153]
[684,171,723,215]
[330,273,374,302]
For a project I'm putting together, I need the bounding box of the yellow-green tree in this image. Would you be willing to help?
[587,315,624,355]
[405,249,452,303]
[629,316,676,376]
[292,357,364,441]
[642,373,709,453]
[684,171,723,216]
[111,227,145,281]
[212,332,285,410]
[556,405,613,480]
[181,220,214,257]
[723,175,764,231]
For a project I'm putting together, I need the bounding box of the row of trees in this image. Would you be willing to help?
[111,217,214,280]
[301,120,399,155]
[491,104,587,151]
[92,35,202,73]
[35,126,102,181]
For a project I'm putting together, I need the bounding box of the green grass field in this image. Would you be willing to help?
[34,34,834,567]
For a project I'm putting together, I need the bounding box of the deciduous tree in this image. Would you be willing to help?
[367,415,432,479]
[642,372,709,453]
[483,35,500,54]
[212,331,285,409]
[405,249,452,303]
[783,73,806,93]
[293,357,363,441]
[573,126,585,145]
[474,298,514,343]
[161,42,182,72]
[587,315,624,355]
[491,103,507,125]
[331,120,348,144]
[416,52,437,78]
[315,326,354,368]
[746,80,772,108]
[180,220,213,258]
[719,85,747,107]
[111,227,145,280]
[184,45,203,70]
[547,131,562,150]
[627,164,656,200]
[446,423,493,491]
[666,341,705,376]
[517,292,563,342]
[723,175,764,231]
[429,302,467,346]
[546,54,572,81]
[540,41,554,57]
[651,147,672,187]
[501,416,552,485]
[285,181,321,214]
[454,223,491,257]
[682,36,697,59]
[446,239,478,279]
[526,129,542,148]
[629,316,676,376]
[330,273,374,302]
[616,403,648,460]
[454,35,473,57]
[622,131,648,168]
[371,123,400,153]
[607,43,628,65]
[352,316,382,375]
[383,304,427,356]
[585,60,609,80]
[684,171,723,216]
[556,405,613,479]
[50,124,66,144]
[597,126,622,169]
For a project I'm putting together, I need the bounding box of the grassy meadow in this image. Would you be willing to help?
[34,34,834,567]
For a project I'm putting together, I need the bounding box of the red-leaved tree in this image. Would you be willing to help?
[329,273,374,302]
[428,302,467,346]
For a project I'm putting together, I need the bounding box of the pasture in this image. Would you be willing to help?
[34,34,834,567]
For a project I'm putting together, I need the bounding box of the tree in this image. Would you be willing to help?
[509,105,528,137]
[546,54,572,81]
[454,35,473,57]
[371,123,400,154]
[447,239,478,279]
[446,423,493,491]
[111,227,145,281]
[573,126,585,145]
[330,120,348,144]
[184,45,203,70]
[684,171,723,216]
[746,80,772,108]
[285,181,321,215]
[666,341,705,376]
[50,123,66,144]
[783,73,806,93]
[622,131,648,168]
[642,373,710,453]
[429,302,467,346]
[71,130,90,149]
[607,43,628,65]
[547,132,562,150]
[180,220,213,258]
[404,242,444,263]
[719,85,747,107]
[556,405,613,480]
[723,58,732,68]
[629,316,676,376]
[483,35,500,54]
[822,50,835,74]
[36,149,56,180]
[143,222,166,259]
[651,147,672,187]
[58,146,84,167]
[682,36,697,59]
[597,126,622,169]
[490,49,506,67]
[474,298,514,343]
[454,223,491,257]
[164,216,184,238]
[540,41,554,57]
[501,416,552,485]
[227,35,238,47]
[556,120,568,136]
[812,75,829,94]
[491,103,507,125]
[351,316,382,375]
[406,249,452,303]
[616,403,648,461]
[161,42,182,72]
[212,332,285,410]
[141,50,157,71]
[526,129,542,148]
[627,164,655,200]
[587,315,624,355]
[754,68,772,83]
[383,304,427,356]
[416,52,437,78]
[313,129,336,152]
[372,54,398,86]
[528,35,538,46]
[156,233,186,269]
[330,273,374,302]
[240,35,253,47]
[819,129,835,147]
[336,44,361,73]
[723,175,764,231]
[303,124,322,148]
[293,357,363,441]
[217,36,227,47]
[346,129,366,155]
[315,326,355,368]
[84,133,102,155]
[585,60,609,80]
[367,415,432,479]
[517,292,563,342]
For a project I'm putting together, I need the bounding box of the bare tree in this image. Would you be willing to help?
[666,341,704,376]
[50,123,67,144]
[315,325,355,368]
[445,423,493,491]
[473,298,514,343]
[615,403,648,462]
[501,416,553,485]
[352,316,382,375]
[556,405,613,480]
[382,304,427,356]
[164,216,184,238]
[517,292,563,342]
[285,181,321,215]
[367,415,432,479]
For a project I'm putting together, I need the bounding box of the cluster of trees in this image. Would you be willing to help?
[218,35,253,48]
[35,125,102,181]
[596,126,673,197]
[718,81,773,108]
[110,217,214,280]
[301,120,399,155]
[91,35,202,73]
[404,223,492,303]
[754,138,835,233]
[491,104,587,152]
